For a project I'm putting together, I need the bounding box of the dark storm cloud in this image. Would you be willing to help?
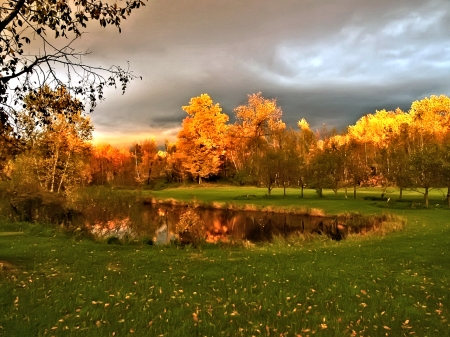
[79,0,450,144]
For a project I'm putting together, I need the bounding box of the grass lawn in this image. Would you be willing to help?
[1,186,450,336]
[146,185,450,215]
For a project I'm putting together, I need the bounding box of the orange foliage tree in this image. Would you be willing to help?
[229,92,285,185]
[131,138,167,185]
[176,94,229,183]
[90,144,133,186]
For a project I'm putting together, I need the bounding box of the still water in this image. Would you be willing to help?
[139,204,344,242]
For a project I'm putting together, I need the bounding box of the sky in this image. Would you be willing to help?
[77,0,450,146]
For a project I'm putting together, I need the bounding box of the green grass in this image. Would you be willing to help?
[1,186,450,336]
[146,185,450,216]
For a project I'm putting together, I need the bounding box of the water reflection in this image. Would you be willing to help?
[142,204,344,242]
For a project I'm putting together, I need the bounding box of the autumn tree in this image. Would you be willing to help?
[408,142,442,208]
[406,95,450,206]
[0,0,145,171]
[233,92,285,143]
[324,135,347,194]
[296,119,316,197]
[441,138,450,206]
[176,94,229,183]
[90,143,133,186]
[409,95,450,149]
[163,141,185,183]
[131,138,166,185]
[344,137,370,198]
[306,135,345,198]
[14,86,93,192]
[256,146,281,195]
[379,119,412,199]
[307,147,333,198]
[276,129,304,196]
[347,115,380,184]
[230,92,285,185]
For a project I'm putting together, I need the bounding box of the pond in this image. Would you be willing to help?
[90,203,349,243]
[87,203,386,243]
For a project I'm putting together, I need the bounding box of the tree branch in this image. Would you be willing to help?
[0,0,26,32]
[0,56,45,83]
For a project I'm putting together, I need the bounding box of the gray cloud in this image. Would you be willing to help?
[73,0,450,144]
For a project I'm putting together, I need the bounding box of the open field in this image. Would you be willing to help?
[147,185,450,215]
[1,186,450,336]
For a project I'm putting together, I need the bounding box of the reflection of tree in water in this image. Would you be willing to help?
[245,218,274,242]
[141,204,347,242]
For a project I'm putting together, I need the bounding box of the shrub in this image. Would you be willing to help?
[175,208,205,246]
[343,213,406,235]
[0,179,75,224]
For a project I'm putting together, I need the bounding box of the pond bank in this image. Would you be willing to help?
[87,197,405,243]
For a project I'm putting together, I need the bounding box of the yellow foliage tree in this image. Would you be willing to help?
[347,108,411,150]
[176,94,229,183]
[409,95,450,148]
[406,95,450,206]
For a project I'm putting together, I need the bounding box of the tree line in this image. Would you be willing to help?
[172,92,450,208]
[2,87,450,208]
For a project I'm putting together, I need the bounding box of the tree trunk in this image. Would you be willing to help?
[424,187,429,208]
[353,184,357,199]
[57,152,71,193]
[33,156,44,188]
[147,167,152,185]
[166,211,170,243]
[50,147,59,193]
[344,186,348,198]
[399,187,403,200]
[101,160,104,185]
[447,187,450,207]
[364,142,368,166]
[301,184,304,198]
[134,149,140,181]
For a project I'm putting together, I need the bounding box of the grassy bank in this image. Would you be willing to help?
[147,185,450,216]
[1,186,450,336]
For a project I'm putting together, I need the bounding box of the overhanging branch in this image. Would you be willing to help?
[0,0,26,32]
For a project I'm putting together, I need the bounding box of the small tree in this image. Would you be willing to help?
[257,147,281,196]
[345,139,370,199]
[277,129,303,196]
[408,143,442,208]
